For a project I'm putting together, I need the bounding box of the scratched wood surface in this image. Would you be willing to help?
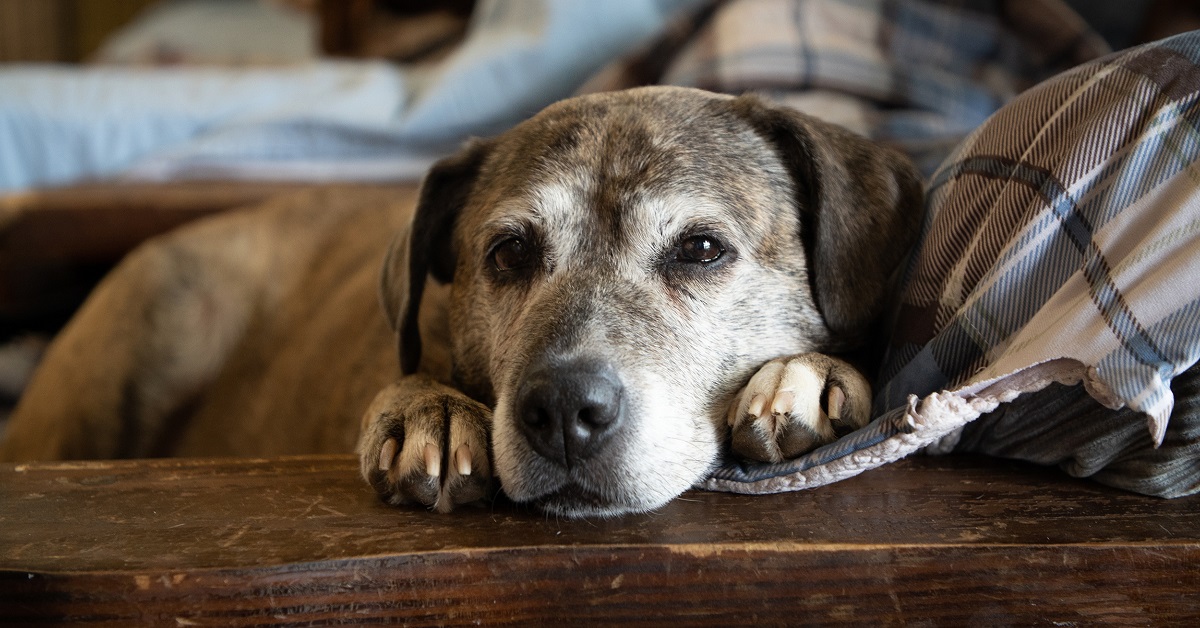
[2,454,1198,625]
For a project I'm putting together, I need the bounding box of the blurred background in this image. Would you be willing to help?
[1,0,1195,64]
[0,0,478,65]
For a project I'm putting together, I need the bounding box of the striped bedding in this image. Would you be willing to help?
[587,2,1200,497]
[581,0,1110,176]
[708,30,1200,498]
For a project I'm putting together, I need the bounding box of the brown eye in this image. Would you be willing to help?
[492,237,533,271]
[677,235,724,264]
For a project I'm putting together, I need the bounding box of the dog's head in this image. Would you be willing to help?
[383,87,922,516]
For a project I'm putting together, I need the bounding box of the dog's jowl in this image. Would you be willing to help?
[360,86,924,516]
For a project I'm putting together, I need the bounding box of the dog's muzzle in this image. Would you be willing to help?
[515,359,626,468]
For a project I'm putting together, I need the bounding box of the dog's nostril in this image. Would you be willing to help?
[577,403,617,428]
[526,407,552,429]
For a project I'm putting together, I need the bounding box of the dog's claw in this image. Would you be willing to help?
[424,442,441,478]
[455,443,473,476]
[827,385,845,420]
[379,437,398,471]
[770,390,795,416]
[747,393,767,418]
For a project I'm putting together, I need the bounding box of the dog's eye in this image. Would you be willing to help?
[676,235,725,264]
[491,237,534,271]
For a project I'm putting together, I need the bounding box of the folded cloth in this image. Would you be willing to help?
[702,30,1200,498]
[0,0,703,192]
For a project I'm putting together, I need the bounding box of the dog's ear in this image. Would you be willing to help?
[381,139,493,374]
[729,94,924,345]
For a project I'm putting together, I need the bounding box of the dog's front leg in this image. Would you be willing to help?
[357,374,493,512]
[727,353,872,462]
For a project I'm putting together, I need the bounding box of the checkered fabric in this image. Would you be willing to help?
[581,0,1110,175]
[698,29,1200,497]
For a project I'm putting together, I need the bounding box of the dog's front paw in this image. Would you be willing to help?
[357,375,493,512]
[727,353,871,463]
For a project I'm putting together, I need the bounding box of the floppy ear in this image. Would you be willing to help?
[380,140,493,375]
[729,94,925,345]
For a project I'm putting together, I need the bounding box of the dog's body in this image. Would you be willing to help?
[1,187,410,459]
[1,87,923,517]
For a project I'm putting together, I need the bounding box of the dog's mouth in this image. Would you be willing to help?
[531,482,642,518]
[514,452,701,518]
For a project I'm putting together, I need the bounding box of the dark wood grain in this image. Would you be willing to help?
[2,454,1198,625]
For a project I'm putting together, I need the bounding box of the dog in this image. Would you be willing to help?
[0,87,923,517]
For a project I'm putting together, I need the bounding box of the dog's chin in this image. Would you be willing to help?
[494,443,709,517]
[525,481,672,519]
[498,457,704,518]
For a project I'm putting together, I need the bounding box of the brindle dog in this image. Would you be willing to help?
[1,87,923,517]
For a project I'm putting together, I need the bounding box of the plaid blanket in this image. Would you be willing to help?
[699,29,1200,498]
[582,0,1110,176]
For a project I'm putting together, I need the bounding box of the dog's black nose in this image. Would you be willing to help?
[516,360,625,466]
